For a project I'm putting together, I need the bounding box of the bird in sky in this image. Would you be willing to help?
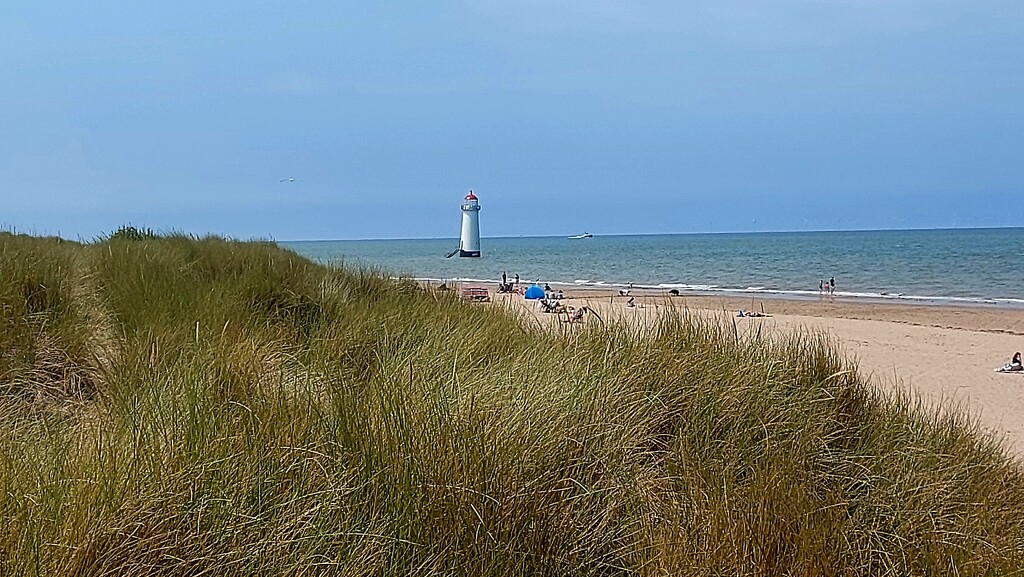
[279,178,297,183]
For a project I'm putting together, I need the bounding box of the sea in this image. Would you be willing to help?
[283,228,1024,308]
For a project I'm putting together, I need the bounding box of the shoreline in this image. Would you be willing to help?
[417,277,1024,310]
[444,280,1024,335]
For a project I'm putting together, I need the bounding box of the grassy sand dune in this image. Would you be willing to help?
[1,232,1023,575]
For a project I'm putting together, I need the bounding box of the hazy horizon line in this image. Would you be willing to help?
[279,225,1024,244]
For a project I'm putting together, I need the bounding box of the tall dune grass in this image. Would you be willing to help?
[1,231,1022,575]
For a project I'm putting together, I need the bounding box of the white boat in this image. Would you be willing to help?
[568,232,593,239]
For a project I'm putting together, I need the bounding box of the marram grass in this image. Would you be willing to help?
[1,231,1022,576]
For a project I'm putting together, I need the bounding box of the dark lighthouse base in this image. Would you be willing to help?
[458,250,480,258]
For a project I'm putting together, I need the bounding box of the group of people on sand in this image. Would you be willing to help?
[536,299,592,324]
[498,271,520,293]
[819,276,837,296]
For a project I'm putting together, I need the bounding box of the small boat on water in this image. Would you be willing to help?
[568,232,593,239]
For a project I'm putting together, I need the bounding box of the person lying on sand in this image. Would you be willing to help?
[738,310,771,318]
[995,352,1023,373]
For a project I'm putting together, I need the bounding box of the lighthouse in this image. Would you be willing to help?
[459,190,481,257]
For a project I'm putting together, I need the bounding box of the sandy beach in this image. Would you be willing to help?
[473,284,1024,457]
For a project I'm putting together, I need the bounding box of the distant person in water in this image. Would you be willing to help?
[819,279,825,294]
[829,276,836,295]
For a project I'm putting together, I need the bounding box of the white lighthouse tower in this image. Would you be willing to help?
[458,190,481,257]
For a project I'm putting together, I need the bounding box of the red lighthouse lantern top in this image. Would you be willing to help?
[465,190,478,201]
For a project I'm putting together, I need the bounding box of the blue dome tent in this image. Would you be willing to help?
[524,285,545,299]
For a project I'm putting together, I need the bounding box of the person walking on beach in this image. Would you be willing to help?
[501,271,507,285]
[514,273,520,286]
[819,279,824,295]
[829,276,836,295]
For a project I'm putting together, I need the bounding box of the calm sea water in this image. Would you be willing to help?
[283,228,1024,308]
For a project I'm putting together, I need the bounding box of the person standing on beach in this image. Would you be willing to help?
[819,279,824,294]
[514,273,519,286]
[502,271,507,285]
[829,276,836,295]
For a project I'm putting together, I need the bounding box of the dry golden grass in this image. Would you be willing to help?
[1,231,1022,576]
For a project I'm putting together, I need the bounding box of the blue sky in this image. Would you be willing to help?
[2,1,1022,240]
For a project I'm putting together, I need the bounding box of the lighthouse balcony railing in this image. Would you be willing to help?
[461,203,480,211]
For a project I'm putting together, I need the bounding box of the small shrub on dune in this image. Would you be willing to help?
[104,225,160,242]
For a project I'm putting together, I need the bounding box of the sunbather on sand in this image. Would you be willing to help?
[539,299,565,314]
[565,307,586,323]
[560,306,603,325]
[625,296,645,309]
[995,352,1023,373]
